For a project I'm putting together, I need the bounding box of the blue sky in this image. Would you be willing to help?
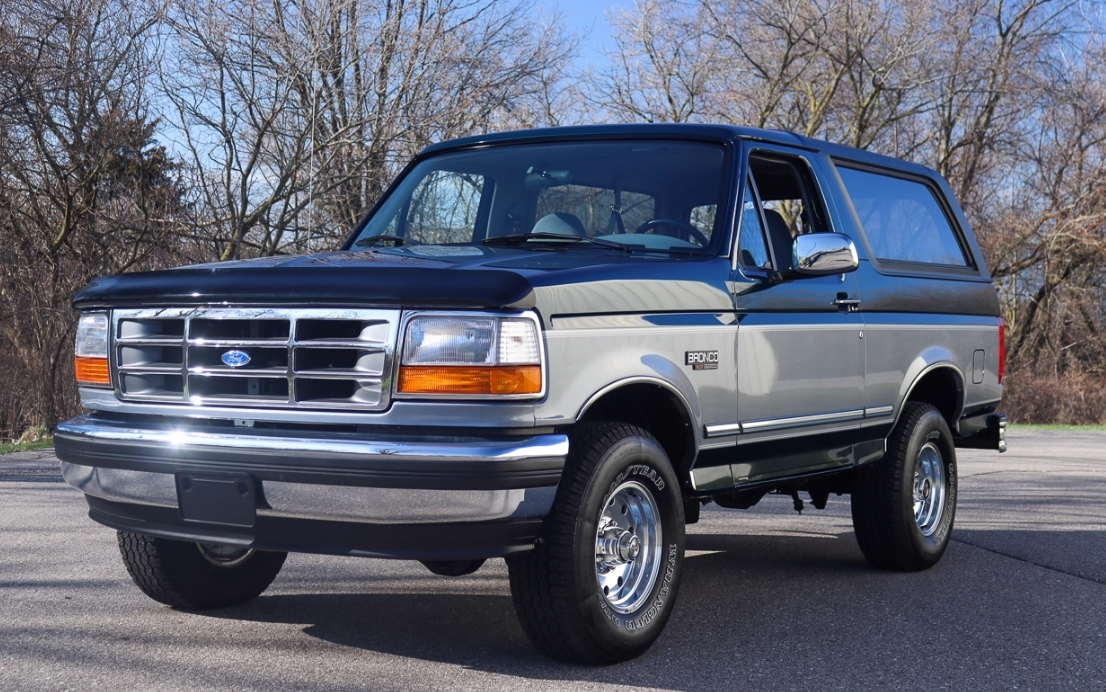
[538,0,626,69]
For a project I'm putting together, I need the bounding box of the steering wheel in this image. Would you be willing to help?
[633,218,710,247]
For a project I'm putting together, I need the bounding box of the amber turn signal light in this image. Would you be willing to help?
[398,365,541,395]
[75,357,110,386]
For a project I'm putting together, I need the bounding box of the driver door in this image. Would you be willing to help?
[730,148,865,484]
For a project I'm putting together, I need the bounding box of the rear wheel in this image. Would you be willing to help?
[117,531,286,609]
[851,402,958,571]
[506,422,685,664]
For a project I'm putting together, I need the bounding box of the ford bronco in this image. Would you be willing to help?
[57,124,1007,663]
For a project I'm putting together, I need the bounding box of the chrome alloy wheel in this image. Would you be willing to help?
[595,480,663,614]
[913,442,947,536]
[197,543,255,568]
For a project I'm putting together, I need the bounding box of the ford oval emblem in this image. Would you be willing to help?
[221,350,251,368]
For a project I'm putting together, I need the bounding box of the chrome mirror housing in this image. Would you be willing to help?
[792,233,859,276]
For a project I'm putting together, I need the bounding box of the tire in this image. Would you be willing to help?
[420,559,486,576]
[117,531,287,609]
[851,402,958,571]
[506,422,685,664]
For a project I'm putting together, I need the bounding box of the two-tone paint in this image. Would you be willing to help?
[63,123,1004,544]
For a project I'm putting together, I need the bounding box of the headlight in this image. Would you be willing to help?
[74,313,111,386]
[398,314,543,396]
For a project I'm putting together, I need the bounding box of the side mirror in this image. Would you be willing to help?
[792,233,859,276]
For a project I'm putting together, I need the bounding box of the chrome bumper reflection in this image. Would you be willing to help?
[55,416,568,464]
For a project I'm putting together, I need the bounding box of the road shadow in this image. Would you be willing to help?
[953,529,1106,584]
[194,532,893,690]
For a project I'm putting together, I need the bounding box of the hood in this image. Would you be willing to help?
[73,247,734,315]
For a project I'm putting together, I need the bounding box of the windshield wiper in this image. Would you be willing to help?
[354,234,421,247]
[483,232,632,253]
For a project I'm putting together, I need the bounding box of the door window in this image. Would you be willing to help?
[747,153,831,270]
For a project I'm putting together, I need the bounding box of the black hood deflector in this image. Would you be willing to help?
[73,265,536,310]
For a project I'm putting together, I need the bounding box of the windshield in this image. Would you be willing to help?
[349,140,730,253]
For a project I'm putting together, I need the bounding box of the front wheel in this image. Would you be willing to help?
[851,402,958,571]
[117,531,287,609]
[507,423,685,664]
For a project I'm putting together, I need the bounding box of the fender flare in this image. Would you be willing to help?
[891,360,966,434]
[576,376,698,436]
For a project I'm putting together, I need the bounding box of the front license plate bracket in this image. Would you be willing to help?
[176,473,257,527]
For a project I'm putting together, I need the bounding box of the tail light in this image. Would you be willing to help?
[997,318,1005,384]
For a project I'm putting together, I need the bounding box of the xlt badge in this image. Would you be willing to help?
[685,350,719,370]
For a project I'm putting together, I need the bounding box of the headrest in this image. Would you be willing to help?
[532,212,588,237]
[762,209,793,270]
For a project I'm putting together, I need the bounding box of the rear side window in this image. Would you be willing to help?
[836,166,968,266]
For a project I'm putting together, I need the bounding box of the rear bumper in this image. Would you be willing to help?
[955,411,1007,452]
[55,415,567,559]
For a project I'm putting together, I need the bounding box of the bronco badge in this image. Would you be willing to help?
[685,350,719,370]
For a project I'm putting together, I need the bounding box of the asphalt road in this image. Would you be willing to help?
[2,430,1104,691]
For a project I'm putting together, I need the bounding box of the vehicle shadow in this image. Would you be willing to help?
[197,532,882,690]
[191,525,1106,690]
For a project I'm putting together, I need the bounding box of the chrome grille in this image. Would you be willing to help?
[111,308,400,411]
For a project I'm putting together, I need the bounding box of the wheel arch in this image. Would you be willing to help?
[576,378,698,487]
[894,361,965,434]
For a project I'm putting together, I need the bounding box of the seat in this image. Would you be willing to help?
[762,209,794,270]
[532,212,588,237]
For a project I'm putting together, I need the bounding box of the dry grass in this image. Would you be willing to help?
[1001,370,1106,425]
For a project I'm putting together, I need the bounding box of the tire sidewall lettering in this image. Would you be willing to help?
[572,431,685,648]
[914,416,956,551]
[595,446,680,634]
[603,460,667,509]
[622,543,679,631]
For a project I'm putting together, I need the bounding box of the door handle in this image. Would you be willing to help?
[833,293,861,311]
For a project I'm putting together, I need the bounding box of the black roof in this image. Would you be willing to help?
[419,123,941,180]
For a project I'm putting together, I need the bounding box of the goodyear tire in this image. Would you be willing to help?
[851,402,958,571]
[506,422,685,664]
[117,531,286,609]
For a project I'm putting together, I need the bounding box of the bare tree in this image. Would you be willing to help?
[162,0,578,260]
[595,0,718,123]
[0,0,183,436]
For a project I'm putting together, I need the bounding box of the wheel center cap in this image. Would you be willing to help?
[920,479,931,499]
[618,533,641,562]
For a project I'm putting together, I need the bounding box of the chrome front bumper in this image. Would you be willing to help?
[55,415,567,558]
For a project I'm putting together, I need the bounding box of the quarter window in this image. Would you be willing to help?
[836,166,968,266]
[737,184,771,269]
